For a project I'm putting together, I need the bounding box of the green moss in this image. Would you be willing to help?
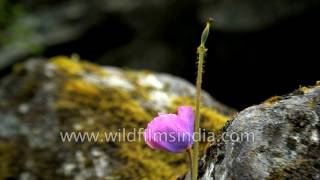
[200,107,229,131]
[50,57,231,179]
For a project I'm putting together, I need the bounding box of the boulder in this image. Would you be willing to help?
[200,84,320,179]
[0,56,234,180]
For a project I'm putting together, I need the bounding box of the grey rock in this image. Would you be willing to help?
[200,85,320,179]
[0,113,28,137]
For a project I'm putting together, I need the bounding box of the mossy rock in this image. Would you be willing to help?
[0,56,235,180]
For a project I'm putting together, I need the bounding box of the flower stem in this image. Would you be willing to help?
[186,148,193,178]
[192,18,212,180]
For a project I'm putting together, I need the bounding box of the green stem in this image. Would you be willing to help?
[192,18,212,180]
[186,148,193,178]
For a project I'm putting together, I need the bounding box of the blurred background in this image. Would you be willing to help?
[0,0,319,110]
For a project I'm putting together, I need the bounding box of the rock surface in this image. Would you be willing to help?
[0,56,234,180]
[200,84,320,179]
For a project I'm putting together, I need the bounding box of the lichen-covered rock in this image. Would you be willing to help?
[0,56,234,180]
[200,84,320,179]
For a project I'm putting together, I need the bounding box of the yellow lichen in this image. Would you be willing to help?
[50,56,83,75]
[298,81,320,93]
[263,96,281,105]
[65,79,99,96]
[200,107,229,131]
[50,55,108,76]
[299,86,311,94]
[115,142,187,180]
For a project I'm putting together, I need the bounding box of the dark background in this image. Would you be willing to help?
[0,0,319,110]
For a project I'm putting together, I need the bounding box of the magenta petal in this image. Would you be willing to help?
[144,106,195,153]
[177,106,194,133]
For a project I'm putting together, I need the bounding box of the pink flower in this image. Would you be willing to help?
[144,106,194,153]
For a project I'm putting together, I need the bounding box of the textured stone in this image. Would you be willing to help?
[200,85,320,179]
